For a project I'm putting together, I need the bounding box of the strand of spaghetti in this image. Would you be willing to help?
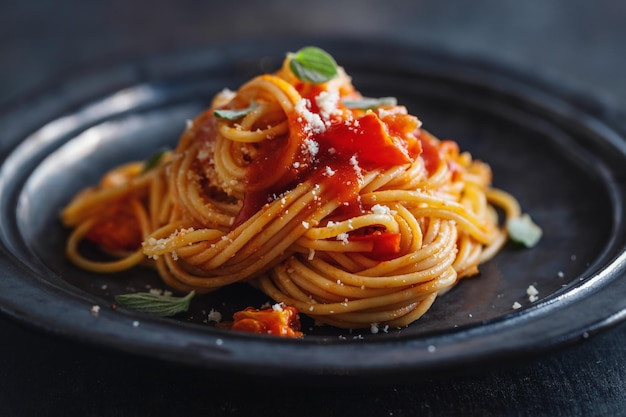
[292,237,456,290]
[453,233,483,277]
[394,203,424,252]
[479,229,509,263]
[303,213,400,240]
[154,256,203,293]
[363,190,494,243]
[212,136,247,186]
[148,170,166,230]
[486,188,522,219]
[324,295,439,327]
[217,110,288,143]
[179,180,322,267]
[61,168,157,226]
[384,293,439,327]
[169,144,234,227]
[260,266,455,316]
[65,199,150,273]
[360,163,416,194]
[236,75,301,112]
[285,256,417,299]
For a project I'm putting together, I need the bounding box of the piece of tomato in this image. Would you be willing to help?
[231,305,303,338]
[349,230,402,261]
[86,199,143,252]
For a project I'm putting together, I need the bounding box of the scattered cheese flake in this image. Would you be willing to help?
[527,285,539,302]
[370,323,380,334]
[207,309,222,323]
[303,138,319,157]
[272,303,284,312]
[512,301,522,309]
[336,232,349,245]
[91,305,100,316]
[349,154,362,179]
[371,204,391,215]
[301,221,310,229]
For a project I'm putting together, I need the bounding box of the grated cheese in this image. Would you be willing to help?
[336,232,349,245]
[315,90,340,120]
[207,309,222,323]
[371,204,391,215]
[295,98,326,134]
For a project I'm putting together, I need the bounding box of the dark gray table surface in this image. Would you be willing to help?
[1,1,625,416]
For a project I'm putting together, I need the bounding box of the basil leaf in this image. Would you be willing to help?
[214,100,258,120]
[288,47,338,84]
[507,214,542,247]
[141,148,169,174]
[342,97,398,110]
[115,290,195,317]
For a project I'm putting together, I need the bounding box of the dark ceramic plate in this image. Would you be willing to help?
[1,39,625,381]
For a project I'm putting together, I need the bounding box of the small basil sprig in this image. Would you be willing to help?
[288,47,338,84]
[141,148,169,174]
[214,100,258,120]
[115,290,195,317]
[343,97,398,110]
[507,214,542,247]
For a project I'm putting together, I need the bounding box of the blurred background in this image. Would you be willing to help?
[1,0,626,110]
[1,1,626,416]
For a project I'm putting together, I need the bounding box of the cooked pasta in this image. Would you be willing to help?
[61,47,524,332]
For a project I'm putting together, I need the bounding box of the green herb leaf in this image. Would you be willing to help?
[115,290,195,317]
[507,214,542,247]
[342,97,398,110]
[214,100,258,120]
[141,148,169,174]
[288,47,338,84]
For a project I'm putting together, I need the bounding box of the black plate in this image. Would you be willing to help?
[1,39,625,381]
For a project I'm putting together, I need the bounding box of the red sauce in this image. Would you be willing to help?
[418,131,442,175]
[223,97,428,259]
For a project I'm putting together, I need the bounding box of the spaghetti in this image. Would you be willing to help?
[62,47,526,332]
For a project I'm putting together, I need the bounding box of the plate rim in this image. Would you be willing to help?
[1,37,625,381]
